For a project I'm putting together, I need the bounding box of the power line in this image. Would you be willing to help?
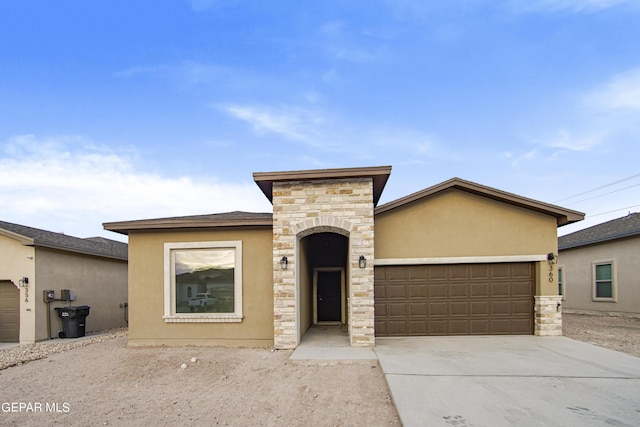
[554,172,640,203]
[588,204,640,218]
[566,182,640,205]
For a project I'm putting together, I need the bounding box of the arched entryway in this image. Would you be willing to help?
[297,231,349,341]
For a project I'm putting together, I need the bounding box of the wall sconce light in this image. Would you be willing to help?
[547,252,558,265]
[280,256,288,270]
[359,255,366,269]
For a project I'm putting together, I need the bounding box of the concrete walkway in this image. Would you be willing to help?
[374,336,640,427]
[290,324,376,362]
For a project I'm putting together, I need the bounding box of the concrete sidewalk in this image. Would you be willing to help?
[374,336,640,427]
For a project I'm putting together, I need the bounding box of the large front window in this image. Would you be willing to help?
[164,241,243,322]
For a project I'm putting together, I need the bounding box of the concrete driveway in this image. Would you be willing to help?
[374,336,640,426]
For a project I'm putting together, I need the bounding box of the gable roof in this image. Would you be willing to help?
[0,220,128,260]
[375,177,584,227]
[253,165,392,207]
[559,212,640,250]
[103,211,273,235]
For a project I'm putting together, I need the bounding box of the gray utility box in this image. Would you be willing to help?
[54,306,90,338]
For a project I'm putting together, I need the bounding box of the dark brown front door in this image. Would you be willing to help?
[374,263,534,336]
[0,281,20,342]
[317,271,342,322]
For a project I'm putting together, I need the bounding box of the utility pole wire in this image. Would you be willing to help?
[588,204,640,218]
[564,182,640,205]
[554,172,640,203]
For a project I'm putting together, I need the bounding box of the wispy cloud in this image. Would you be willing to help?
[218,104,326,146]
[548,129,606,151]
[0,135,268,239]
[509,0,633,13]
[585,67,640,110]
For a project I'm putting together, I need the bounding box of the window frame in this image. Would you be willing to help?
[163,240,243,323]
[592,260,616,302]
[557,265,564,300]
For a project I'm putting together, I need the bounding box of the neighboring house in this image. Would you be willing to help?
[104,166,584,349]
[0,221,128,343]
[558,212,640,316]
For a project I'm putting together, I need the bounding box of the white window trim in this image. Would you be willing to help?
[592,259,616,302]
[557,265,565,301]
[163,241,243,323]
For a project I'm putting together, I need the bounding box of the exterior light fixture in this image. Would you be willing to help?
[280,256,288,270]
[547,252,558,265]
[359,255,366,269]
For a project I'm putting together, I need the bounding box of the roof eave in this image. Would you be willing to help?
[0,228,35,246]
[34,241,128,261]
[103,217,274,235]
[375,177,585,227]
[253,165,392,206]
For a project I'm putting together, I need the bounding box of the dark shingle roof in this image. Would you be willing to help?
[0,220,128,260]
[559,212,640,250]
[103,211,273,235]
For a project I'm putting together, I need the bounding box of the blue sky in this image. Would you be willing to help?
[1,0,639,242]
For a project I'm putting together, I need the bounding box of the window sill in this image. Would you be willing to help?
[591,298,616,302]
[163,315,243,323]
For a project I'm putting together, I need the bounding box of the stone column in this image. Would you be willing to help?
[534,295,563,336]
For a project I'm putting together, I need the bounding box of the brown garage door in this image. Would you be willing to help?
[375,263,534,336]
[0,281,20,342]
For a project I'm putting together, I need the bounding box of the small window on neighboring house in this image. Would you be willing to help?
[558,267,564,298]
[593,261,615,301]
[163,241,243,323]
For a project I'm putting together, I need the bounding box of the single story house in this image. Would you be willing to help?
[103,166,584,349]
[0,221,128,343]
[558,212,640,316]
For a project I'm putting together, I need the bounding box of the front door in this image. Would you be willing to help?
[314,269,344,324]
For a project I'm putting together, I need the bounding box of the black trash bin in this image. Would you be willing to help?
[55,306,90,338]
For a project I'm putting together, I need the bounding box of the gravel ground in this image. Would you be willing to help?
[562,312,640,357]
[1,313,638,426]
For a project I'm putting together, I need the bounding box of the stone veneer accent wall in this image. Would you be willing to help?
[272,178,375,349]
[534,296,563,336]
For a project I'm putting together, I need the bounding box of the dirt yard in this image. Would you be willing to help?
[1,313,639,426]
[562,312,640,357]
[0,335,400,427]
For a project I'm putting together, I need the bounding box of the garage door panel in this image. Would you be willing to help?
[387,321,408,336]
[375,263,535,337]
[408,284,427,298]
[409,302,427,316]
[429,284,447,298]
[470,320,489,334]
[471,283,489,297]
[491,283,510,297]
[429,302,448,316]
[491,301,511,316]
[513,300,533,315]
[388,303,407,317]
[449,265,468,280]
[471,302,489,316]
[449,283,469,298]
[388,267,409,281]
[408,321,427,335]
[450,302,469,316]
[450,320,469,335]
[0,281,20,342]
[428,320,448,335]
[511,281,533,297]
[429,266,448,280]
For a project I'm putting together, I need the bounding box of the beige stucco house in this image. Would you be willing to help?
[0,221,128,343]
[558,212,640,316]
[104,166,583,349]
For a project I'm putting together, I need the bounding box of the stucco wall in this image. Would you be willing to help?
[0,234,36,343]
[127,227,273,346]
[560,237,640,315]
[374,189,560,296]
[35,247,128,341]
